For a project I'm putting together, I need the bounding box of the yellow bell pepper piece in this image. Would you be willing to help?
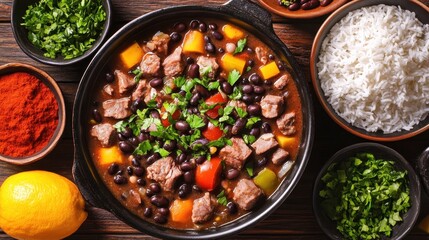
[276,134,295,149]
[222,24,245,40]
[183,30,205,54]
[259,61,280,80]
[170,199,193,223]
[253,168,278,195]
[119,42,144,69]
[97,146,124,166]
[221,53,246,74]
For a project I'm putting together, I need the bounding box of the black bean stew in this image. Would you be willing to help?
[88,18,302,230]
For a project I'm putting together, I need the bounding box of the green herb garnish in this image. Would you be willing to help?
[217,190,228,206]
[227,70,241,86]
[234,37,247,55]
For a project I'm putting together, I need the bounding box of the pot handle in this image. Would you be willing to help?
[72,148,107,210]
[223,0,273,29]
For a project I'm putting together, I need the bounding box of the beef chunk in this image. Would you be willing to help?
[145,32,170,56]
[90,123,115,147]
[131,80,147,101]
[196,56,219,79]
[140,53,161,76]
[227,100,246,111]
[103,84,114,96]
[233,179,263,210]
[274,74,290,90]
[255,47,268,65]
[276,112,296,136]
[191,192,217,224]
[144,86,158,103]
[146,157,182,191]
[102,97,131,119]
[272,148,289,165]
[251,133,279,155]
[163,46,183,78]
[115,70,136,94]
[219,137,252,170]
[128,189,142,208]
[260,94,283,119]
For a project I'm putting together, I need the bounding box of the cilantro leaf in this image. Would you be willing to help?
[235,107,248,118]
[229,86,243,100]
[243,134,256,144]
[227,70,241,86]
[186,114,206,129]
[131,68,143,82]
[134,140,152,155]
[217,190,228,206]
[246,117,261,129]
[234,37,247,55]
[174,76,186,88]
[245,162,254,177]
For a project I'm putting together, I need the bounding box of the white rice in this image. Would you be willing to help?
[317,4,429,133]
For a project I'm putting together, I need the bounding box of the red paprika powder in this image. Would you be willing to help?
[0,72,58,157]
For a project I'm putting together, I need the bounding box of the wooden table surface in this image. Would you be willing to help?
[1,0,429,239]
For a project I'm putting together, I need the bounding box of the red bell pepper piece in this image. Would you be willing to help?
[205,93,227,119]
[202,122,223,141]
[195,157,222,191]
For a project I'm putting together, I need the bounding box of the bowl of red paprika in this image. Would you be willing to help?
[0,63,66,165]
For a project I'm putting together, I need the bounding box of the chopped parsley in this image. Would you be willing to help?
[234,37,247,55]
[227,70,241,86]
[217,190,228,206]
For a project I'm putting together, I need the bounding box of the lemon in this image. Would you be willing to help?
[0,170,87,240]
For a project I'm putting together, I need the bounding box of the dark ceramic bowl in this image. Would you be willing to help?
[313,142,421,240]
[416,146,429,195]
[0,63,65,165]
[310,0,429,141]
[72,0,314,239]
[11,0,112,66]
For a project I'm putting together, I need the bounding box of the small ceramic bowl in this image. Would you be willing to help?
[0,63,66,165]
[313,142,421,240]
[257,0,348,19]
[310,0,429,141]
[11,0,112,66]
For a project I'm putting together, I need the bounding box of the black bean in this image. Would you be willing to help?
[261,122,272,133]
[105,72,114,83]
[300,0,309,3]
[137,132,148,142]
[127,166,133,175]
[223,125,232,138]
[119,141,134,153]
[173,22,186,32]
[143,207,153,217]
[186,57,194,65]
[113,175,127,185]
[226,168,240,180]
[108,163,119,175]
[137,178,146,186]
[149,183,162,194]
[218,48,225,53]
[150,195,169,208]
[198,22,207,32]
[221,81,233,94]
[132,157,141,167]
[205,43,215,53]
[227,202,238,214]
[232,118,246,135]
[118,133,127,141]
[195,156,206,164]
[154,213,168,224]
[288,2,301,10]
[194,84,209,97]
[184,171,195,183]
[176,153,187,164]
[180,161,195,171]
[134,167,144,177]
[179,183,192,194]
[302,0,319,10]
[191,139,209,149]
[147,111,159,121]
[240,77,250,85]
[192,184,202,192]
[242,94,254,104]
[150,78,163,88]
[246,47,254,54]
[128,137,140,147]
[122,128,133,138]
[190,20,199,29]
[257,157,268,168]
[146,188,155,197]
[247,104,261,116]
[175,120,190,132]
[320,0,332,6]
[187,64,200,79]
[253,86,265,95]
[147,153,160,165]
[268,54,275,60]
[212,31,223,40]
[250,127,260,137]
[134,98,145,111]
[247,59,254,68]
[242,85,254,94]
[163,140,177,152]
[92,109,102,123]
[208,23,218,30]
[249,73,262,85]
[278,61,285,70]
[178,190,187,199]
[170,32,181,42]
[254,95,262,102]
[204,35,211,43]
[158,208,170,216]
[116,169,124,175]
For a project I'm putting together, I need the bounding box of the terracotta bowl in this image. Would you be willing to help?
[0,63,66,165]
[310,0,429,141]
[257,0,348,19]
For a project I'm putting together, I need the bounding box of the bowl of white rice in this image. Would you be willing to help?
[310,0,429,141]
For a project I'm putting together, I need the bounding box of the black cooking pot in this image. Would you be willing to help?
[72,0,314,238]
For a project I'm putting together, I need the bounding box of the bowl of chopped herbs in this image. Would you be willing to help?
[313,142,421,240]
[11,0,111,65]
